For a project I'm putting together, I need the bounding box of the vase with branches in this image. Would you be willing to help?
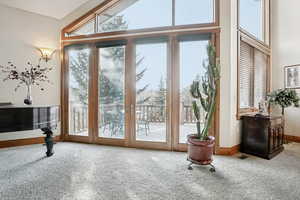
[0,60,53,105]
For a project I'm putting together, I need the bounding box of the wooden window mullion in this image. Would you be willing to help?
[251,47,255,108]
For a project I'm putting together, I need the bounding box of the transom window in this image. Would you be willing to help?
[98,0,173,33]
[64,0,216,37]
[239,0,269,44]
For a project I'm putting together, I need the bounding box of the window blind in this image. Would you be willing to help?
[239,40,269,111]
[239,41,253,108]
[254,50,268,108]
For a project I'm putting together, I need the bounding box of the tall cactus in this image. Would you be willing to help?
[190,43,220,140]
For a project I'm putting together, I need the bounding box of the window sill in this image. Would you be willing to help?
[236,108,258,120]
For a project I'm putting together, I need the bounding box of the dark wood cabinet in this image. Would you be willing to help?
[241,115,284,160]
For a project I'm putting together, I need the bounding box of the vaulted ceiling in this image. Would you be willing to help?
[0,0,91,19]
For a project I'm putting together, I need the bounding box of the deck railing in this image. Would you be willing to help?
[69,103,204,134]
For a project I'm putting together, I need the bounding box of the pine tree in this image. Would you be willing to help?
[69,50,89,105]
[154,76,166,105]
[136,55,150,104]
[69,15,150,105]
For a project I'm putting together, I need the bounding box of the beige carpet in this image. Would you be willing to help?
[0,142,300,200]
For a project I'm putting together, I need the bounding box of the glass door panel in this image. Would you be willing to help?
[98,45,126,139]
[179,38,209,143]
[68,48,90,136]
[135,41,168,142]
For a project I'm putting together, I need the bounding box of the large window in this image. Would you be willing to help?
[238,0,270,116]
[64,0,217,37]
[62,0,220,152]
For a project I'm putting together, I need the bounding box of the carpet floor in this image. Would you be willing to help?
[0,142,300,200]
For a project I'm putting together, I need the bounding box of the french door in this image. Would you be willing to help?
[64,33,217,151]
[65,46,93,143]
[131,38,171,150]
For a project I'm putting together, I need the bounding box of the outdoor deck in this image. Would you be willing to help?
[69,104,202,144]
[70,123,196,144]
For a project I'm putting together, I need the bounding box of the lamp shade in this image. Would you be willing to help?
[39,48,55,62]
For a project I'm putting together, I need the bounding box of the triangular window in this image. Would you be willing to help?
[66,0,215,37]
[69,18,96,37]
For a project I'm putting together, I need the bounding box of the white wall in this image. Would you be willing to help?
[219,0,240,147]
[0,5,61,140]
[272,0,300,137]
[61,0,105,28]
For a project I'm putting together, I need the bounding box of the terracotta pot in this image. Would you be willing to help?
[187,134,215,165]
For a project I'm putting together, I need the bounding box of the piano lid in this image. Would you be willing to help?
[0,102,13,107]
[0,104,60,109]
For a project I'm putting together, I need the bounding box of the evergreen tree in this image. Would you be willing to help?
[69,50,89,105]
[136,55,150,104]
[69,15,150,105]
[154,76,166,105]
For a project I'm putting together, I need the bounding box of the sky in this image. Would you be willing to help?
[135,41,208,92]
[239,0,263,40]
[70,0,262,98]
[113,0,213,30]
[118,0,212,91]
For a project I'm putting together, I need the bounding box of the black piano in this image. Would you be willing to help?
[0,103,60,157]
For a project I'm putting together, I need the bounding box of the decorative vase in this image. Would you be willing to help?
[24,84,32,105]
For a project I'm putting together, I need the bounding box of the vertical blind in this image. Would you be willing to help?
[239,41,268,109]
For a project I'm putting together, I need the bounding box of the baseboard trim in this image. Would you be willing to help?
[0,136,61,149]
[285,135,300,143]
[216,144,240,156]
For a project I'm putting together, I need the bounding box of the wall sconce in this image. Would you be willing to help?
[38,48,55,62]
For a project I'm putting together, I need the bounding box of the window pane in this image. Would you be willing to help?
[239,41,253,108]
[98,45,125,139]
[98,0,172,33]
[239,0,264,40]
[135,41,167,142]
[69,19,95,36]
[68,48,90,136]
[179,39,209,144]
[175,0,214,25]
[254,50,267,107]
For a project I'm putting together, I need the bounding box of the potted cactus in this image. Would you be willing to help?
[187,43,220,171]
